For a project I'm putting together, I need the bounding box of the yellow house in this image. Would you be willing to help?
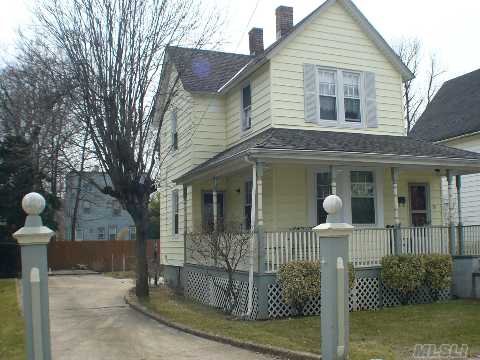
[157,0,480,311]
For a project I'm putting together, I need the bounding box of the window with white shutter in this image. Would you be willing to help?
[171,110,178,151]
[303,65,377,128]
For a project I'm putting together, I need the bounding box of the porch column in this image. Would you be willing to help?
[212,176,218,230]
[246,162,257,317]
[391,167,402,255]
[447,171,457,255]
[456,175,464,255]
[183,185,188,265]
[257,163,266,273]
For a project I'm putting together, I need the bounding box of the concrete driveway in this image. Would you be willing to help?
[49,275,274,360]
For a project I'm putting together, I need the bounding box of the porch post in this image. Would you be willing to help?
[212,176,218,230]
[456,175,464,255]
[183,185,188,265]
[246,162,257,317]
[257,163,266,273]
[391,167,402,255]
[447,170,457,255]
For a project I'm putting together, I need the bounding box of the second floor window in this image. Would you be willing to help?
[171,110,178,151]
[318,70,337,121]
[241,84,252,131]
[343,72,361,122]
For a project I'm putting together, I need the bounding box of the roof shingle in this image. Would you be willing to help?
[410,68,480,142]
[167,47,252,93]
[177,128,480,181]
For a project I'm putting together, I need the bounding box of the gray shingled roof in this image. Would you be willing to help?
[410,68,480,142]
[177,128,480,182]
[167,47,252,93]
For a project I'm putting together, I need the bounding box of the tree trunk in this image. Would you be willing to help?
[133,205,150,297]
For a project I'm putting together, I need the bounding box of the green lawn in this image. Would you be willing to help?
[142,288,480,360]
[0,279,25,360]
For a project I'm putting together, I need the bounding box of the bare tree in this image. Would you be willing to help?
[187,224,250,315]
[34,0,222,296]
[426,53,445,105]
[395,38,423,134]
[395,38,445,133]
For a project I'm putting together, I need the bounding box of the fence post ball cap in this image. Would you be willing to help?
[22,192,46,215]
[323,195,342,215]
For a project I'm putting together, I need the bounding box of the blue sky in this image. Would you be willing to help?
[1,0,478,81]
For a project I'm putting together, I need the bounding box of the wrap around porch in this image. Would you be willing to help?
[174,128,480,273]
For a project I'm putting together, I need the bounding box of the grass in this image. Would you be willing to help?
[104,270,136,279]
[0,279,25,360]
[142,288,480,360]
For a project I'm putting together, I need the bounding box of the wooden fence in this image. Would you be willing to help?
[47,239,160,272]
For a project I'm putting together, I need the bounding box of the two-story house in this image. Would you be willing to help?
[64,171,136,241]
[157,0,480,318]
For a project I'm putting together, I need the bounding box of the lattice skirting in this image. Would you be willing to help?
[185,270,258,319]
[267,276,451,319]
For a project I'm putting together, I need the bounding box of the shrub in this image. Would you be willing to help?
[381,255,425,305]
[422,254,453,300]
[278,260,355,316]
[278,261,320,315]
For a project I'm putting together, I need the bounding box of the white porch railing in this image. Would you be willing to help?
[400,226,449,255]
[463,225,480,255]
[264,225,462,273]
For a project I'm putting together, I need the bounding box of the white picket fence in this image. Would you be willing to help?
[264,225,473,273]
[464,225,480,255]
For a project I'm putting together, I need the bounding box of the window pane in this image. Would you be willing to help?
[344,98,361,122]
[352,198,375,224]
[242,85,251,109]
[316,172,331,225]
[320,96,337,120]
[351,171,375,224]
[203,192,224,229]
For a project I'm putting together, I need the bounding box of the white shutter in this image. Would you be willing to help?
[304,64,318,123]
[364,72,378,128]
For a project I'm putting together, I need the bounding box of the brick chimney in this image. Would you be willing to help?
[275,6,293,40]
[248,27,264,55]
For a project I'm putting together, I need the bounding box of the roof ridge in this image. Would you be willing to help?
[167,45,251,58]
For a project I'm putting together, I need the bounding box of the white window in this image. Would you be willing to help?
[318,70,337,121]
[171,110,178,151]
[304,65,377,128]
[108,225,117,240]
[241,84,252,131]
[172,190,179,235]
[350,171,376,224]
[128,226,136,240]
[97,226,105,240]
[343,71,361,122]
[244,181,252,230]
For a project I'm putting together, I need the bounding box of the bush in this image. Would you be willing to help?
[422,254,453,300]
[381,255,425,305]
[278,260,355,316]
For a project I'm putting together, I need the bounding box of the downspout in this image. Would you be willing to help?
[245,156,257,318]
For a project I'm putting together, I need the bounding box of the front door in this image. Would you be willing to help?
[409,184,429,226]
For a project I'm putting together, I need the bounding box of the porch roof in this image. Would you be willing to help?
[175,128,480,184]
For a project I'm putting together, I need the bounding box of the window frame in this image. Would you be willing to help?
[241,82,252,132]
[315,66,365,128]
[350,170,377,226]
[97,226,105,240]
[201,191,225,230]
[172,190,179,235]
[108,225,117,241]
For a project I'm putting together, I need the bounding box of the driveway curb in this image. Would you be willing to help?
[124,290,321,360]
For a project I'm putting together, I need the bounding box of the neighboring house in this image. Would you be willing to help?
[410,68,480,225]
[64,171,136,241]
[157,0,480,302]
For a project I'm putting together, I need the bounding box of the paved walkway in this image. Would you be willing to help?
[49,275,275,360]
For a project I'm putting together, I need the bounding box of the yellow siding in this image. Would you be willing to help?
[225,63,272,146]
[383,169,443,226]
[158,78,194,266]
[270,2,404,136]
[187,165,443,231]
